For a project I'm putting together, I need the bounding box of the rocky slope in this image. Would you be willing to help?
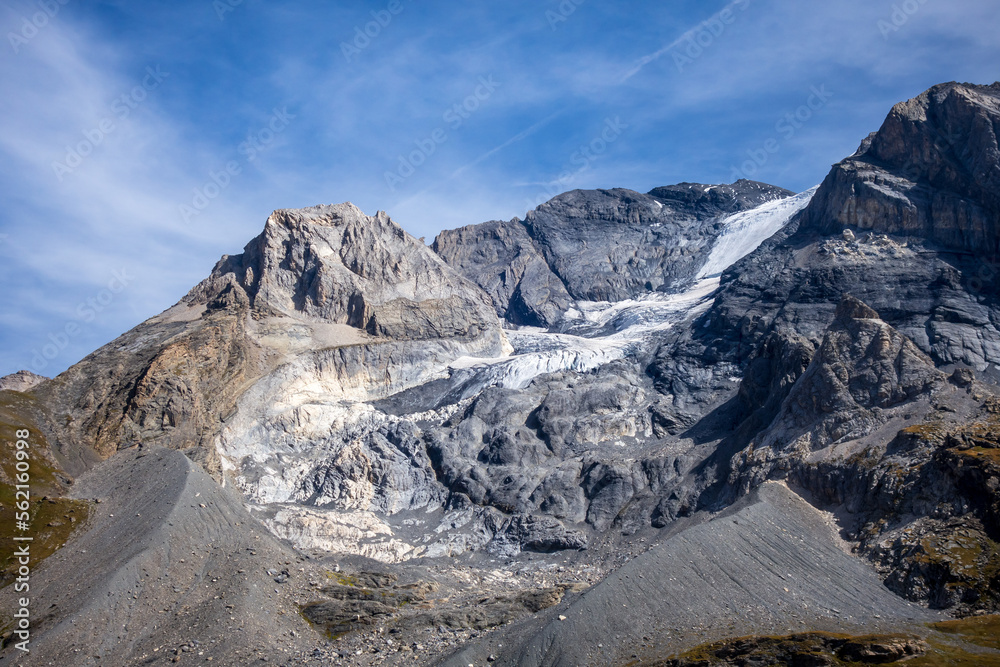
[650,81,1000,618]
[0,446,317,665]
[432,180,793,328]
[2,81,1000,666]
[0,371,47,393]
[442,483,941,667]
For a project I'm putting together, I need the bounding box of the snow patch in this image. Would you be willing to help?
[697,186,818,279]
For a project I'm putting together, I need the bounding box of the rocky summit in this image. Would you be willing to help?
[2,81,1000,666]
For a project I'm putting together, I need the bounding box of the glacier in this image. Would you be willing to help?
[215,186,818,561]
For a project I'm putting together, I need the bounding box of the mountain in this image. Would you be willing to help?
[0,370,47,393]
[2,81,1000,666]
[802,81,1000,256]
[432,180,793,327]
[31,203,506,474]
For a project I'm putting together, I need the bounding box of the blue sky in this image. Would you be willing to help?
[0,0,998,378]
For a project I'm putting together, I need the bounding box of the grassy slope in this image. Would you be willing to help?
[0,390,89,589]
[652,616,1000,666]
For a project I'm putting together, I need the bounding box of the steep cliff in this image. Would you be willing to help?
[433,180,794,328]
[801,81,1000,256]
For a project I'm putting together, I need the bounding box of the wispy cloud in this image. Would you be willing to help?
[386,111,562,223]
[621,0,749,81]
[2,0,999,376]
[448,110,565,179]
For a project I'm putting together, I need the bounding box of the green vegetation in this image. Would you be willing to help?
[900,421,946,439]
[906,615,1000,666]
[334,572,359,587]
[654,631,924,666]
[905,524,1000,608]
[961,446,1000,466]
[919,530,986,572]
[648,624,1000,666]
[930,614,1000,650]
[0,390,88,588]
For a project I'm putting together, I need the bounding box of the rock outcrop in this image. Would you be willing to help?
[433,180,793,328]
[431,218,573,328]
[198,204,504,343]
[801,81,1000,257]
[737,296,947,468]
[0,370,47,392]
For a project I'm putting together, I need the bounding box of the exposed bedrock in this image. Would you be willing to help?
[433,180,793,327]
[801,81,1000,256]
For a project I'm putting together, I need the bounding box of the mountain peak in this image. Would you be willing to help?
[802,81,1000,255]
[185,204,503,343]
[0,369,48,392]
[266,202,375,229]
[647,179,795,217]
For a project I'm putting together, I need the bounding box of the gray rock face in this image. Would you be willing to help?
[425,362,657,536]
[726,295,948,488]
[760,296,946,451]
[433,180,793,327]
[198,203,504,343]
[647,180,796,216]
[687,222,1000,375]
[431,219,573,328]
[801,81,1000,256]
[523,183,789,302]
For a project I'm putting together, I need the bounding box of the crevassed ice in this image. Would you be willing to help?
[446,188,817,391]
